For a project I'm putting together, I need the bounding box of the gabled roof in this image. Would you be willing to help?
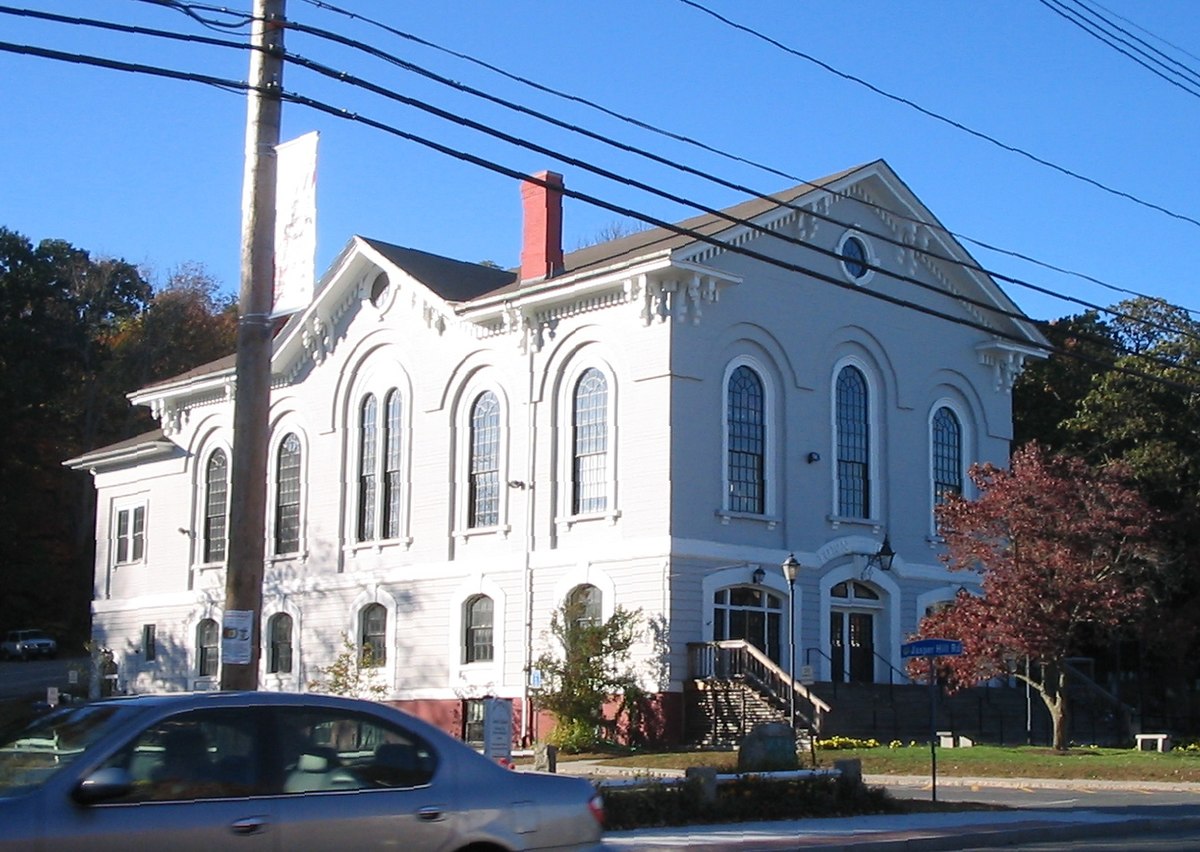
[359,238,515,303]
[108,159,1045,447]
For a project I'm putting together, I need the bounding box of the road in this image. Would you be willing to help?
[876,775,1200,810]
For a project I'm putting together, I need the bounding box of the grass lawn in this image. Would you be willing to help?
[585,744,1200,783]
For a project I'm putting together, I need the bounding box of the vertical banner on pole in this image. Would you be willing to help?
[272,131,318,317]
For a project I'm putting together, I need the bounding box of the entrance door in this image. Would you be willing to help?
[830,610,875,683]
[848,612,874,682]
[713,586,782,663]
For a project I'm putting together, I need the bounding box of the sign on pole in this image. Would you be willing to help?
[901,638,963,659]
[899,637,963,803]
[222,610,254,666]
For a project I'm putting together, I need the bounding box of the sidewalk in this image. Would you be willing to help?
[553,760,1200,850]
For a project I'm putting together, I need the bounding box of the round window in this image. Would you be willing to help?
[369,272,391,307]
[840,235,869,281]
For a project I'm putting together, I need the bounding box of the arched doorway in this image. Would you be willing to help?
[713,586,783,663]
[829,580,882,682]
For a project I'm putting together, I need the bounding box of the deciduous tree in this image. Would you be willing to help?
[534,602,644,752]
[916,443,1160,750]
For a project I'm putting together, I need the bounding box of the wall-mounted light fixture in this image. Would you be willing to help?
[806,452,821,464]
[751,565,766,585]
[861,535,895,579]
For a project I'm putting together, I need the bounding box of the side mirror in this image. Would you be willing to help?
[73,767,133,805]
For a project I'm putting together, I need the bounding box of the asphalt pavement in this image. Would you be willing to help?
[556,760,1200,851]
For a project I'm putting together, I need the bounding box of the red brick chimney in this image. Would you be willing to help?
[520,171,564,283]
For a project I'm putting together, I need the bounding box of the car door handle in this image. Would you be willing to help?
[230,816,270,835]
[417,806,445,822]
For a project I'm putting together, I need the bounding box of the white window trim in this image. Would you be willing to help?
[261,600,302,691]
[700,566,796,646]
[448,575,506,689]
[717,355,779,527]
[349,588,398,696]
[555,358,621,531]
[828,356,881,527]
[110,495,149,568]
[453,378,512,541]
[268,425,309,561]
[185,606,223,690]
[927,398,971,538]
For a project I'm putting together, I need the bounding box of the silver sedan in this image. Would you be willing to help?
[0,691,603,851]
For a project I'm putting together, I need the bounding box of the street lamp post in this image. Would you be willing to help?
[781,553,801,733]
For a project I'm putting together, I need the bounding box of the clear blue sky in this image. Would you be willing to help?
[2,0,1198,324]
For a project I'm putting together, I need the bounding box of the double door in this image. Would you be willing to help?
[830,610,874,683]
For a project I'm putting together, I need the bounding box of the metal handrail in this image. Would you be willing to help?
[804,646,836,698]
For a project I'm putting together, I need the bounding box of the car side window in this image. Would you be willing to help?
[275,707,437,794]
[99,709,264,802]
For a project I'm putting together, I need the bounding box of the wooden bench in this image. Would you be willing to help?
[1135,733,1171,752]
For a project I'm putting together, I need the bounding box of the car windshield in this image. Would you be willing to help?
[0,704,123,797]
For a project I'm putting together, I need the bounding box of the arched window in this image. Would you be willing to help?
[383,389,403,538]
[836,366,870,518]
[932,406,962,507]
[469,391,501,528]
[360,603,387,668]
[572,368,609,515]
[567,584,602,629]
[357,395,378,542]
[275,433,302,555]
[727,365,765,514]
[463,595,494,663]
[713,587,782,663]
[196,618,219,677]
[267,612,293,674]
[203,449,228,563]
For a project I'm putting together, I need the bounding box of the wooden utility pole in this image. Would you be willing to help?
[221,0,285,690]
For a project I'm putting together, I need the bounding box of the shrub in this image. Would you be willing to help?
[601,775,895,830]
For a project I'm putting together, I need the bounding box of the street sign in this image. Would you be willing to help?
[901,638,963,659]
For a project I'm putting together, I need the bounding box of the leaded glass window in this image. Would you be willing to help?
[383,390,403,538]
[275,433,302,555]
[469,392,500,528]
[464,595,494,663]
[360,603,387,667]
[836,366,869,518]
[572,369,608,514]
[203,450,228,563]
[727,365,765,514]
[932,406,962,506]
[268,612,293,674]
[357,395,378,542]
[197,618,219,677]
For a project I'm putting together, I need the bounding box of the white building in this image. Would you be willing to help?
[67,161,1045,744]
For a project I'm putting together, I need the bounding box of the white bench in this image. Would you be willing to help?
[1135,733,1171,753]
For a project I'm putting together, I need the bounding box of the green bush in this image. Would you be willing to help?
[601,775,895,830]
[547,719,599,754]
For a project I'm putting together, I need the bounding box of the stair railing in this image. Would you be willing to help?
[688,640,831,734]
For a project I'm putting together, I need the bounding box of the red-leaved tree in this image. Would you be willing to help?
[916,443,1161,750]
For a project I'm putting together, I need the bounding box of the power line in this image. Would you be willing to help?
[1038,0,1200,98]
[1070,0,1200,86]
[288,0,1200,321]
[275,13,1200,351]
[0,37,1194,392]
[675,0,1200,233]
[1089,0,1200,66]
[12,1,1200,358]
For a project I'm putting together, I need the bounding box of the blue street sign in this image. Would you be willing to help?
[901,638,963,659]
